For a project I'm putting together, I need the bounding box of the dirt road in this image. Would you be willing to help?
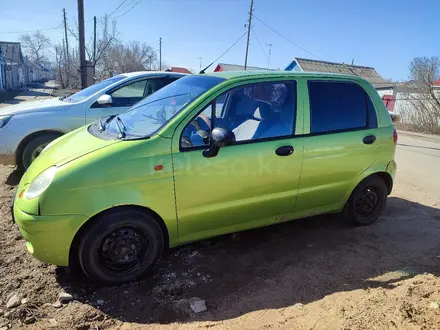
[0,81,57,108]
[0,131,439,329]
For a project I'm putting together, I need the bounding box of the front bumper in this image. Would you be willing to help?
[13,205,88,266]
[0,127,23,166]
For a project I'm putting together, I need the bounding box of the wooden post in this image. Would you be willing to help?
[244,0,253,70]
[77,0,87,88]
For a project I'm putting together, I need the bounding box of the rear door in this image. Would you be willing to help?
[295,79,380,215]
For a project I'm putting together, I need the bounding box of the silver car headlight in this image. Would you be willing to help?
[0,115,13,128]
[25,166,58,199]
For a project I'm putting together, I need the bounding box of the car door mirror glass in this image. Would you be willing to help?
[96,94,113,105]
[211,127,236,147]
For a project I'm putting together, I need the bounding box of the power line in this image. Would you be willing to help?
[252,14,322,60]
[251,27,269,64]
[3,24,63,34]
[201,29,248,73]
[114,0,143,19]
[108,0,129,17]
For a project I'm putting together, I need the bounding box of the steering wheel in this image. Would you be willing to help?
[182,114,212,147]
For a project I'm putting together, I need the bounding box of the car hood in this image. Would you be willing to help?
[0,98,71,116]
[23,126,120,183]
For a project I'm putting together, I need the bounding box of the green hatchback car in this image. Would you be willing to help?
[13,71,397,284]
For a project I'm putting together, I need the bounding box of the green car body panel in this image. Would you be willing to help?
[13,71,396,267]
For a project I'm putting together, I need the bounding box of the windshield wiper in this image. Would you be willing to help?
[98,115,116,132]
[98,117,105,131]
[115,116,126,139]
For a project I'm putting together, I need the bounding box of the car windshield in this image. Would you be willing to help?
[105,75,225,139]
[63,75,126,103]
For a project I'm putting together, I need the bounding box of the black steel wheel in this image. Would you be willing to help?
[78,208,164,284]
[342,175,388,226]
[354,186,379,217]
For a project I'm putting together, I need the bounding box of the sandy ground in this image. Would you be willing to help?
[0,130,439,330]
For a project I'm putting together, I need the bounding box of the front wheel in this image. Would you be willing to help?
[78,208,164,284]
[342,175,388,226]
[21,133,61,170]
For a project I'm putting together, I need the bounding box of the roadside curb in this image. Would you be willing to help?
[397,130,440,141]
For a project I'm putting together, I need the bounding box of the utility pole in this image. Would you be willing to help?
[93,16,97,76]
[63,9,69,64]
[266,43,272,69]
[77,0,86,89]
[244,0,254,70]
[63,8,70,85]
[159,37,162,71]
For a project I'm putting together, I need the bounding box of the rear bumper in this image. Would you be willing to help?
[387,160,397,180]
[13,205,88,266]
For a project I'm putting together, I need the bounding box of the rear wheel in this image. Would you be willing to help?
[342,175,388,226]
[78,208,164,284]
[20,133,61,170]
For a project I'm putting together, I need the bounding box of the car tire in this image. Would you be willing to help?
[78,208,164,285]
[342,175,388,226]
[21,133,61,170]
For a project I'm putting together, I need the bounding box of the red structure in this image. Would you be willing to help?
[166,67,192,74]
[382,94,395,112]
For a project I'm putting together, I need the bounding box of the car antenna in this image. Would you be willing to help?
[199,61,214,74]
[199,29,248,74]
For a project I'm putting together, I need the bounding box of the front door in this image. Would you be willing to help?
[85,76,176,123]
[172,80,304,243]
[295,79,381,215]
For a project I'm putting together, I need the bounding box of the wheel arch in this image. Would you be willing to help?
[374,171,393,195]
[69,204,170,267]
[15,130,65,166]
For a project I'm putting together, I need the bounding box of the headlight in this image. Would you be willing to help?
[25,166,58,199]
[0,115,13,128]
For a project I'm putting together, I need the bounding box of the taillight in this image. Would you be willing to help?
[393,129,398,145]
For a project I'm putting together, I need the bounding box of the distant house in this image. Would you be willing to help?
[166,67,192,74]
[285,57,390,89]
[23,57,50,83]
[376,82,440,124]
[214,63,276,72]
[0,42,52,91]
[0,41,25,90]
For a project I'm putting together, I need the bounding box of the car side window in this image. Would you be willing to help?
[144,77,179,97]
[220,82,296,142]
[308,81,376,134]
[180,81,296,149]
[181,106,213,148]
[109,79,148,107]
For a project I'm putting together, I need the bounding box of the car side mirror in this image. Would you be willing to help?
[203,127,235,158]
[96,94,112,106]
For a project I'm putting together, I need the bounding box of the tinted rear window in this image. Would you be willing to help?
[308,81,376,134]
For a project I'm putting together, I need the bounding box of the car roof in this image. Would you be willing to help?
[119,71,188,78]
[202,70,369,82]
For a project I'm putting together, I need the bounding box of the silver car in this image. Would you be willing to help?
[0,71,186,169]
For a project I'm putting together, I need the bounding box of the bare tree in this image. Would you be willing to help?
[20,31,51,65]
[100,41,159,77]
[399,57,440,134]
[67,14,118,79]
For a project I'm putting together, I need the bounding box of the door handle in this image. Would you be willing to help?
[363,135,376,145]
[275,145,294,156]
